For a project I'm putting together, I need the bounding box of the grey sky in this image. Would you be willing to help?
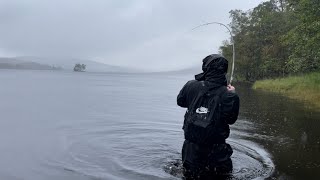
[0,0,264,71]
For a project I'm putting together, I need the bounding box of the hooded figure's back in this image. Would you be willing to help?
[177,54,240,178]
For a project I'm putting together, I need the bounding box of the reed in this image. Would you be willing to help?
[253,72,320,109]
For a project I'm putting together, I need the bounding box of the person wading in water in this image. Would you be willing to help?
[177,54,240,179]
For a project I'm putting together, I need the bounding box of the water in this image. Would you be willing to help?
[0,70,319,180]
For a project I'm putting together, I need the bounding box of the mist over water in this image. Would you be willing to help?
[0,70,319,180]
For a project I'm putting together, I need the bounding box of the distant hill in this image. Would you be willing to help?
[0,57,62,70]
[16,56,137,73]
[156,65,201,75]
[174,66,201,74]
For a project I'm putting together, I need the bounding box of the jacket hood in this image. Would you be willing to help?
[195,54,228,86]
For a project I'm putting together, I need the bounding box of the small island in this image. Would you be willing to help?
[73,63,86,72]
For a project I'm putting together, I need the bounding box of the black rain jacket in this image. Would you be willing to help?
[177,80,239,140]
[177,54,240,171]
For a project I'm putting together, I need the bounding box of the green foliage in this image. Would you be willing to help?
[284,0,320,72]
[220,0,320,81]
[253,72,320,109]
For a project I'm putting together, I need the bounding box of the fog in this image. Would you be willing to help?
[0,0,264,71]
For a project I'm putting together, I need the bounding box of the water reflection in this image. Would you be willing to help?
[0,71,319,179]
[236,82,320,179]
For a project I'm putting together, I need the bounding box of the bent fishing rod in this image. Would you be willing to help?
[191,22,235,84]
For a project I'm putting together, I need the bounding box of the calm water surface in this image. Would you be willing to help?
[0,70,319,180]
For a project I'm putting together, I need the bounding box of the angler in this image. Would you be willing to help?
[177,54,240,179]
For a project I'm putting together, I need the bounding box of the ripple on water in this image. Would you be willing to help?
[46,123,182,180]
[46,120,274,180]
[164,139,274,180]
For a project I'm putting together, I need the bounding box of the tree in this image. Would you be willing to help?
[219,0,319,81]
[284,0,320,73]
[73,63,86,72]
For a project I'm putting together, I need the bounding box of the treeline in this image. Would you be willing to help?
[220,0,320,81]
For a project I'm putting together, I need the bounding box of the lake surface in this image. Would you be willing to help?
[0,70,319,180]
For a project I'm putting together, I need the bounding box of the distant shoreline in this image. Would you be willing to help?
[0,58,63,71]
[0,66,62,71]
[0,67,62,71]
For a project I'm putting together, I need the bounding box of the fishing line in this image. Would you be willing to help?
[191,22,235,84]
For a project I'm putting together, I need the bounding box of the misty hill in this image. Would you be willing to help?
[0,57,62,70]
[16,56,137,73]
[158,65,201,75]
[175,66,201,74]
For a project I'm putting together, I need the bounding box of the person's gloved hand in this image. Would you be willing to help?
[227,84,235,93]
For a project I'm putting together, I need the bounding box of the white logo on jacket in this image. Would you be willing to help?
[196,107,209,114]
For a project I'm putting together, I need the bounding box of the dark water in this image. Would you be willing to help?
[236,83,320,180]
[0,70,319,180]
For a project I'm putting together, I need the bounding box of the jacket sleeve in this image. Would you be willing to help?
[220,91,240,125]
[177,81,191,108]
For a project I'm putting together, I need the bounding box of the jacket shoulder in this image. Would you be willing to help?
[185,80,205,89]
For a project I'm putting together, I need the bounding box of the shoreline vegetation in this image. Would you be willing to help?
[253,72,320,109]
[218,0,319,110]
[220,0,319,82]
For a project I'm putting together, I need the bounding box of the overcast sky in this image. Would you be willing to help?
[0,0,264,71]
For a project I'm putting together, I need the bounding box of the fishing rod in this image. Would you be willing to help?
[192,22,235,84]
